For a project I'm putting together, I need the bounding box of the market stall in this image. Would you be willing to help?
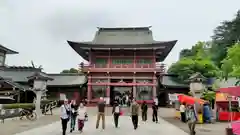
[175,94,205,123]
[215,92,240,121]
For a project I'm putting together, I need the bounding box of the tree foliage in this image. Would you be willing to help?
[179,41,211,60]
[168,58,218,83]
[168,42,219,83]
[221,43,240,85]
[60,68,79,73]
[211,10,240,67]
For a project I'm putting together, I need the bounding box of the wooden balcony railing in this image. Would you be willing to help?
[82,63,165,72]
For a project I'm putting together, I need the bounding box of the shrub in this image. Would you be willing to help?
[2,100,56,109]
[2,103,34,109]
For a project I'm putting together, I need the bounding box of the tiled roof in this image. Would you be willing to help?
[0,76,30,91]
[68,40,177,62]
[0,70,37,82]
[93,27,154,44]
[47,73,86,86]
[67,26,177,62]
[215,78,239,88]
[4,66,41,71]
[161,75,188,88]
[27,72,53,81]
[0,70,86,86]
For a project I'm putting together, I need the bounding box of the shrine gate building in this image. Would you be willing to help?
[68,26,177,104]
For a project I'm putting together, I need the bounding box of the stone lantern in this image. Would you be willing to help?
[27,72,53,118]
[79,62,84,73]
[189,72,206,98]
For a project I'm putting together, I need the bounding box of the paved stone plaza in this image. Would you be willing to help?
[14,116,188,135]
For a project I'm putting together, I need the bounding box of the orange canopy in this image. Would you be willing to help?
[177,94,205,105]
[215,92,238,102]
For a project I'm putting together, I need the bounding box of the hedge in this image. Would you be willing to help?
[1,100,56,109]
[2,103,34,109]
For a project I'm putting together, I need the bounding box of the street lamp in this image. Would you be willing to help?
[27,72,53,118]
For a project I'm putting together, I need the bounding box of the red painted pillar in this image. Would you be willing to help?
[87,76,92,104]
[153,49,156,68]
[89,49,92,65]
[108,49,111,68]
[133,75,136,99]
[106,86,110,97]
[153,76,156,99]
[134,50,136,68]
[106,77,110,97]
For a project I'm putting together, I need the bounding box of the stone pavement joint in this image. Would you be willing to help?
[14,116,188,135]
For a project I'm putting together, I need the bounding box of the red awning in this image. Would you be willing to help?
[177,94,205,105]
[219,86,240,97]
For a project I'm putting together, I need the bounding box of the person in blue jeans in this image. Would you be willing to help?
[203,103,211,123]
[70,100,78,133]
[186,104,198,135]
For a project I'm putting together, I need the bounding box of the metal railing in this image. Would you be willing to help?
[0,100,58,123]
[41,100,58,115]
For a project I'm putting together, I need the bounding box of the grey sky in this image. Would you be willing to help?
[0,0,239,73]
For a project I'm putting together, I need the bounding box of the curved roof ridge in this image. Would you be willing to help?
[67,40,178,45]
[48,73,85,76]
[0,44,18,54]
[97,26,152,31]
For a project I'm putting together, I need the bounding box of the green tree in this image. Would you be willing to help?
[168,42,219,83]
[211,10,240,67]
[60,68,79,73]
[179,41,211,59]
[168,58,218,83]
[221,42,240,85]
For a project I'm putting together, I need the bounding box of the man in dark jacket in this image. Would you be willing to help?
[130,100,139,129]
[141,101,148,121]
[96,97,106,130]
[152,102,158,123]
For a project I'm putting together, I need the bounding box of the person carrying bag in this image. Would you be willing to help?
[60,99,70,135]
[77,103,87,133]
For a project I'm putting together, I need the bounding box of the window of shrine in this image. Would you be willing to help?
[137,59,152,64]
[95,58,107,64]
[112,59,133,64]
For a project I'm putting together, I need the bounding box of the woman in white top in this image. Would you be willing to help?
[77,103,87,132]
[180,102,186,123]
[60,99,70,135]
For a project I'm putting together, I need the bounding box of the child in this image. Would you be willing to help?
[77,103,87,133]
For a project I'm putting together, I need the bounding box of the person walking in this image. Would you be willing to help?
[112,101,121,128]
[77,103,87,133]
[152,102,158,123]
[186,104,198,135]
[60,99,70,135]
[180,102,186,123]
[141,101,148,121]
[130,99,139,130]
[96,97,106,130]
[70,100,78,132]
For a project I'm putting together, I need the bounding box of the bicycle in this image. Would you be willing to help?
[19,108,37,121]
